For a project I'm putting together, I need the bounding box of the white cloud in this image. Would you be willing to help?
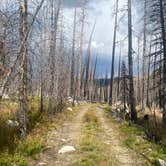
[91,41,105,49]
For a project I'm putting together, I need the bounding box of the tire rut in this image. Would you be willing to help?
[29,106,89,166]
[94,106,147,166]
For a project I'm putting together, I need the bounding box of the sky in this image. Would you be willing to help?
[62,0,143,77]
[0,0,143,77]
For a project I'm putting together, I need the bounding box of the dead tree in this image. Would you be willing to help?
[70,8,77,98]
[142,0,148,110]
[84,21,96,100]
[128,0,137,122]
[77,8,85,100]
[18,0,28,138]
[121,61,129,111]
[48,0,60,120]
[149,0,166,125]
[109,0,119,105]
[117,44,121,101]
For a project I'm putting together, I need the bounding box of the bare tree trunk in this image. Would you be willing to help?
[48,0,60,120]
[84,21,96,99]
[142,0,147,110]
[128,0,137,122]
[109,0,119,105]
[117,44,121,100]
[0,0,45,100]
[146,40,152,108]
[104,68,108,103]
[39,25,47,112]
[77,8,85,100]
[137,37,141,105]
[18,0,28,138]
[159,0,166,126]
[70,8,77,97]
[92,56,97,102]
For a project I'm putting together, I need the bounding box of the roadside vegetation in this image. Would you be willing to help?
[0,98,77,166]
[104,105,166,166]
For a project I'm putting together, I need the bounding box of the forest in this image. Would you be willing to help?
[0,0,166,165]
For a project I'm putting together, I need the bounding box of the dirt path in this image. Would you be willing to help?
[29,106,89,166]
[94,106,147,166]
[29,104,147,166]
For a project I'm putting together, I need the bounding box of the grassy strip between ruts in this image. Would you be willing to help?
[103,105,166,166]
[75,108,114,166]
[0,103,80,166]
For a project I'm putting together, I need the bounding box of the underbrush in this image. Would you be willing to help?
[137,116,166,145]
[0,99,78,166]
[104,106,166,165]
[121,122,166,165]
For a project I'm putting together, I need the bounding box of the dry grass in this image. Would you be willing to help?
[83,110,99,123]
[0,99,80,166]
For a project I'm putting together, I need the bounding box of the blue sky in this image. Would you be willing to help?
[62,0,143,77]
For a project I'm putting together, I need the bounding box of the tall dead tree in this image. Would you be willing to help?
[117,44,121,100]
[146,40,152,107]
[159,0,166,125]
[137,37,141,105]
[149,0,166,125]
[0,0,45,101]
[142,0,147,110]
[121,61,128,111]
[70,8,77,97]
[77,8,85,100]
[109,0,119,105]
[84,21,96,99]
[48,0,60,120]
[92,56,98,102]
[18,0,28,138]
[128,0,137,122]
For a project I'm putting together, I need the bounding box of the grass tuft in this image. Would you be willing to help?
[16,136,44,156]
[83,111,98,123]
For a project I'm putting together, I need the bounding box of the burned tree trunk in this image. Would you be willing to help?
[18,0,28,138]
[109,0,119,105]
[128,0,137,122]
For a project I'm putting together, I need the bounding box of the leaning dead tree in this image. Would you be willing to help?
[0,0,45,102]
[109,0,119,105]
[84,21,96,100]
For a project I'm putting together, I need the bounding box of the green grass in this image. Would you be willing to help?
[0,153,27,166]
[16,136,44,156]
[120,122,166,164]
[103,105,166,166]
[76,109,107,166]
[0,99,81,166]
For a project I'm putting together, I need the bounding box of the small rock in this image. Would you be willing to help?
[157,159,166,166]
[38,162,47,166]
[58,145,76,154]
[7,120,19,127]
[61,138,67,142]
[148,148,152,152]
[67,107,73,112]
[2,94,9,99]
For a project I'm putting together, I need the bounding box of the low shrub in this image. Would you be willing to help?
[0,153,27,166]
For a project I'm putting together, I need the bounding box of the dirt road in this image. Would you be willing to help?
[29,104,148,166]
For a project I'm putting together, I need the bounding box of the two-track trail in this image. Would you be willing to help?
[29,104,148,166]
